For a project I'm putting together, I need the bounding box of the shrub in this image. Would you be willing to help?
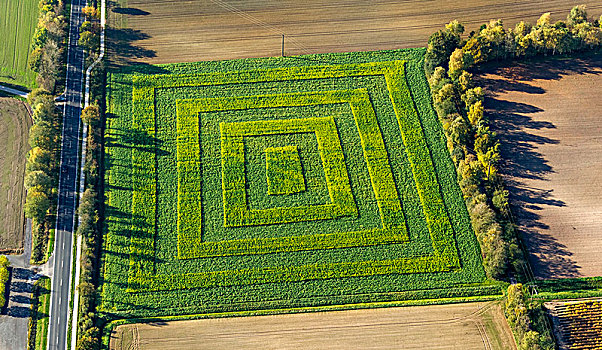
[0,256,9,309]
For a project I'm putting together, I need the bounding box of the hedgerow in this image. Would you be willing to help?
[101,48,488,320]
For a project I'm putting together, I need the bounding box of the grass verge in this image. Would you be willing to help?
[27,276,51,350]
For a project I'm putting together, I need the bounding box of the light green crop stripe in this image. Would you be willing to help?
[128,255,449,292]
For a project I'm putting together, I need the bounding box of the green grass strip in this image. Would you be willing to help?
[130,86,157,278]
[383,63,459,268]
[28,276,51,350]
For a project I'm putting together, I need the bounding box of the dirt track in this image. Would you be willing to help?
[482,53,602,279]
[0,98,31,254]
[109,0,602,64]
[110,302,515,350]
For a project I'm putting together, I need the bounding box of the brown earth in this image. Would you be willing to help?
[110,301,515,350]
[0,98,31,254]
[108,0,602,65]
[480,52,602,279]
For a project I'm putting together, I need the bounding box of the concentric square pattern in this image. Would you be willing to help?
[126,60,461,292]
[220,117,356,227]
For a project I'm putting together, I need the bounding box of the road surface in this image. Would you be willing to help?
[0,84,28,98]
[47,0,87,349]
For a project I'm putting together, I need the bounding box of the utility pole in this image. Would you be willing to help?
[282,34,285,57]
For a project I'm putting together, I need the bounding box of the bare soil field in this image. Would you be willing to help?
[108,0,602,65]
[110,302,514,350]
[480,52,602,279]
[0,98,31,254]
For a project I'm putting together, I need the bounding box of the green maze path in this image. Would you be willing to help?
[102,49,489,319]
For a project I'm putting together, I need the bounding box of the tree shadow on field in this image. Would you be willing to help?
[107,27,156,68]
[106,0,155,68]
[107,0,157,68]
[111,7,150,16]
[476,52,602,279]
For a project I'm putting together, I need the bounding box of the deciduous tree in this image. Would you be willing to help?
[567,5,588,26]
[24,188,50,222]
[24,170,52,191]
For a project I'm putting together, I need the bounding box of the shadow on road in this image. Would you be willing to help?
[1,268,35,318]
[477,52,602,279]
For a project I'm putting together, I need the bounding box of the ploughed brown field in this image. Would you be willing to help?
[481,53,602,279]
[110,302,515,350]
[0,98,31,254]
[108,0,602,65]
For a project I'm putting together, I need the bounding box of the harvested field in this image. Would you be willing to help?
[108,0,602,65]
[546,299,602,350]
[481,53,602,279]
[110,302,515,350]
[0,98,31,254]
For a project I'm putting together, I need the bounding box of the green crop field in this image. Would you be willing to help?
[101,48,493,320]
[0,0,38,89]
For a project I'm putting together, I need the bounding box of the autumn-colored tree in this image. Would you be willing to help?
[424,21,464,75]
[81,105,100,126]
[467,100,484,126]
[82,5,99,19]
[448,48,473,80]
[78,31,99,51]
[24,188,50,222]
[24,171,53,191]
[567,5,588,26]
[29,121,57,149]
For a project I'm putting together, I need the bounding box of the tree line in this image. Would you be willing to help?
[28,0,68,93]
[24,89,62,264]
[78,6,101,53]
[73,5,104,348]
[426,5,602,279]
[424,5,601,349]
[75,104,102,350]
[23,0,70,264]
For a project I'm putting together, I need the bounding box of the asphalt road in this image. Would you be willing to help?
[47,0,86,349]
